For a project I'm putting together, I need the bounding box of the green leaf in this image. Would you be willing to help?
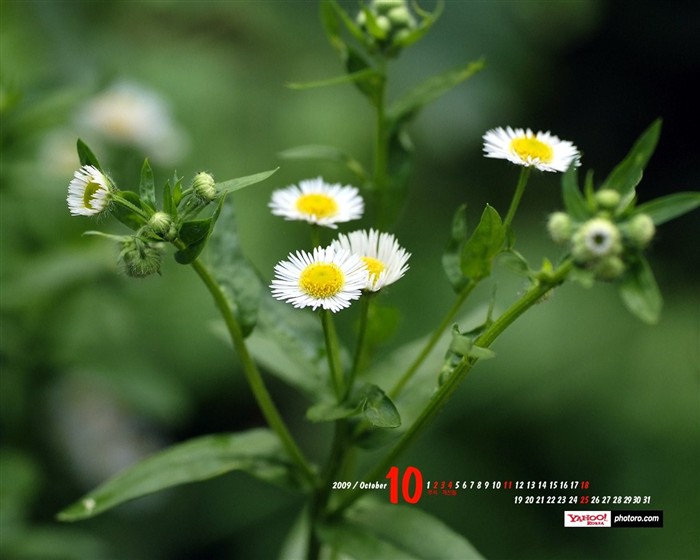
[460,204,505,281]
[442,204,469,292]
[561,167,590,221]
[111,191,147,231]
[207,197,261,337]
[601,119,662,197]
[174,214,216,265]
[322,0,365,51]
[319,501,485,559]
[76,139,101,170]
[245,296,328,398]
[361,384,401,428]
[387,59,485,129]
[215,168,278,197]
[633,192,700,225]
[378,126,414,226]
[346,47,383,105]
[57,429,301,522]
[278,144,367,181]
[448,325,495,361]
[162,181,176,218]
[286,68,379,91]
[618,256,663,324]
[139,158,156,211]
[319,0,346,56]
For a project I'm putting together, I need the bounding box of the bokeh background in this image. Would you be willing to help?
[2,1,698,559]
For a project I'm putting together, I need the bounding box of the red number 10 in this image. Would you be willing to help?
[386,466,423,504]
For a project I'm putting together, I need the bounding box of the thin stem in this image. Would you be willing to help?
[331,258,573,516]
[373,62,389,227]
[390,280,477,398]
[189,257,316,484]
[347,293,373,399]
[503,167,531,231]
[321,310,345,401]
[112,193,151,222]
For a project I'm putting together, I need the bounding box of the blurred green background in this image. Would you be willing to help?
[1,1,698,559]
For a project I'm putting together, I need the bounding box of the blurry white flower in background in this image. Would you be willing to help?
[75,81,189,165]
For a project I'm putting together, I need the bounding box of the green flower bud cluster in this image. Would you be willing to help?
[118,235,163,278]
[547,190,656,282]
[356,0,417,56]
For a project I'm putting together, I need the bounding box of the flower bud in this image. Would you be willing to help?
[192,172,216,202]
[594,189,621,210]
[373,0,404,13]
[594,255,626,281]
[571,218,622,263]
[387,6,415,27]
[148,211,176,240]
[624,213,655,248]
[118,236,162,278]
[547,212,573,244]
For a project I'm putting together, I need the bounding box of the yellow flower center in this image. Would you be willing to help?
[299,263,344,298]
[510,137,553,163]
[83,180,103,209]
[362,256,385,285]
[296,193,338,218]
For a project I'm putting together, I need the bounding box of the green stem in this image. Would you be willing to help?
[321,310,345,401]
[373,62,389,227]
[390,280,477,398]
[190,257,316,484]
[347,294,373,399]
[503,167,531,231]
[112,193,151,222]
[331,258,573,516]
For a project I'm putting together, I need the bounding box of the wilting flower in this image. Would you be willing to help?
[269,177,364,229]
[270,246,368,312]
[482,127,580,172]
[331,229,410,291]
[67,165,113,217]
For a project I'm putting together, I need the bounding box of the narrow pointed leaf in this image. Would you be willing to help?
[207,198,261,337]
[57,429,302,522]
[388,59,485,128]
[561,167,590,220]
[633,192,700,225]
[618,256,662,324]
[319,501,485,559]
[392,0,444,49]
[76,139,102,170]
[215,168,278,197]
[278,144,367,181]
[460,204,505,281]
[601,119,662,197]
[139,158,156,210]
[307,400,361,423]
[442,204,469,292]
[286,68,379,91]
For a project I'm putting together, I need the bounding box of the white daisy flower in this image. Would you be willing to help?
[269,177,364,228]
[331,229,410,291]
[75,81,189,165]
[67,165,113,217]
[270,246,368,312]
[482,127,580,172]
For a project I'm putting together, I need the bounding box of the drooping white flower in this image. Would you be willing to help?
[67,165,113,217]
[270,246,368,312]
[482,127,580,172]
[269,177,364,229]
[331,229,410,291]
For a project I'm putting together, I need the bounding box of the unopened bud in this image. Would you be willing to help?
[595,255,626,281]
[624,213,655,248]
[148,211,176,240]
[192,172,216,202]
[119,237,162,278]
[547,212,573,244]
[594,189,621,210]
